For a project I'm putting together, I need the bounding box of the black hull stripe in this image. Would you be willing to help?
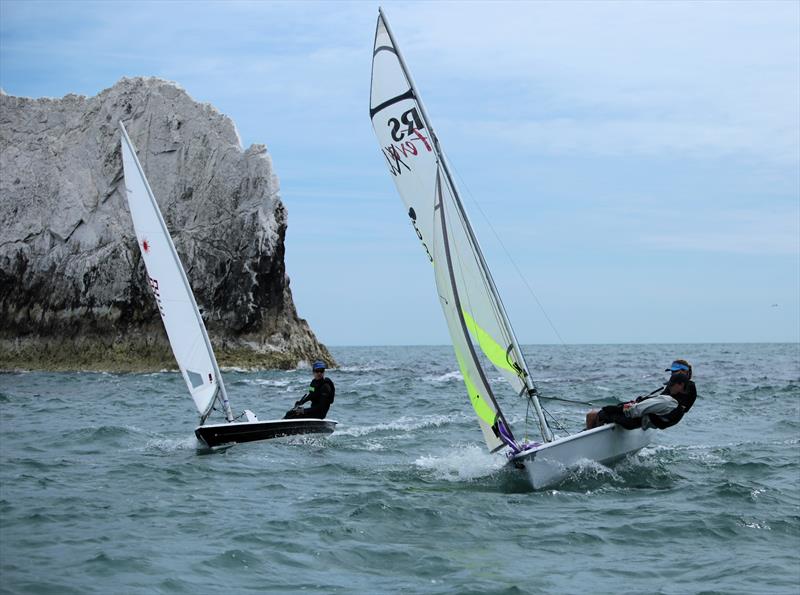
[196,420,336,448]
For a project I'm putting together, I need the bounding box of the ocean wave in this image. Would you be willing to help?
[336,414,457,437]
[62,424,148,443]
[425,370,462,383]
[335,364,399,373]
[236,378,293,388]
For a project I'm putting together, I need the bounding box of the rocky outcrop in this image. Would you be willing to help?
[0,77,333,371]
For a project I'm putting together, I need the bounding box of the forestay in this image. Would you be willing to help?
[119,122,231,422]
[369,10,553,451]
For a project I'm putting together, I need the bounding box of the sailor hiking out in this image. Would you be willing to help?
[585,359,698,430]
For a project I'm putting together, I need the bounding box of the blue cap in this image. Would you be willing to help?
[312,360,326,371]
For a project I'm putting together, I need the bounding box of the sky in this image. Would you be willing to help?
[1,0,798,346]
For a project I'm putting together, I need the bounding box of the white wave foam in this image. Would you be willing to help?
[739,519,771,530]
[337,414,456,437]
[143,435,199,452]
[566,457,622,482]
[335,364,396,373]
[613,446,664,472]
[248,378,292,388]
[362,441,386,451]
[427,371,462,383]
[414,445,506,481]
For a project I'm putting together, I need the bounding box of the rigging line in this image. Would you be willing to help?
[526,383,569,435]
[542,404,571,436]
[448,161,572,353]
[450,186,523,424]
[450,185,509,351]
[451,184,526,396]
[438,168,511,441]
[450,191,498,406]
[446,176,492,374]
[447,161,575,436]
[539,395,599,407]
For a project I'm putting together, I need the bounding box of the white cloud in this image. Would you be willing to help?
[388,1,800,166]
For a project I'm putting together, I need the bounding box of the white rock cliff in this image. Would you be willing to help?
[0,77,332,370]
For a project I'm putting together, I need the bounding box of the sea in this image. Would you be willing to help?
[1,343,798,595]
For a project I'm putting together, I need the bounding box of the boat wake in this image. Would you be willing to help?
[144,435,200,453]
[414,444,506,481]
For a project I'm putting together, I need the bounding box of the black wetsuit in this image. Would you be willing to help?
[597,380,697,430]
[290,377,335,419]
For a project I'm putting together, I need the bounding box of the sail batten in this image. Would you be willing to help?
[370,9,554,449]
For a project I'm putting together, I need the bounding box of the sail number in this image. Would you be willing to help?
[408,207,433,263]
[148,276,166,317]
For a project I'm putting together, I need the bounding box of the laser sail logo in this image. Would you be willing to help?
[382,107,432,176]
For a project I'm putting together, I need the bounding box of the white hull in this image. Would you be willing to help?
[511,424,653,489]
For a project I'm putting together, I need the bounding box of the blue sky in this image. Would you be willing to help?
[1,0,798,346]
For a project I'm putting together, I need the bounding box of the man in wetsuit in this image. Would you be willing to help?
[284,360,335,419]
[585,359,697,430]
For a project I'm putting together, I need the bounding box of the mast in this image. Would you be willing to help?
[119,122,234,424]
[377,9,553,442]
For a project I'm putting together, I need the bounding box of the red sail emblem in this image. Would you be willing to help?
[142,239,150,253]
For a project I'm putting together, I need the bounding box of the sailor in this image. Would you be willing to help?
[284,360,335,419]
[585,360,696,430]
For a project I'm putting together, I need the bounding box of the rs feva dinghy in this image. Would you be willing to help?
[368,9,650,489]
[119,122,336,448]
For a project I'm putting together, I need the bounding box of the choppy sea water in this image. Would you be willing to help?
[1,343,798,594]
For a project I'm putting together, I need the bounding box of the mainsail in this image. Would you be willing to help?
[119,122,233,423]
[369,9,553,451]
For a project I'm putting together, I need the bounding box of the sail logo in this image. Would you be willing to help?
[382,108,432,176]
[389,107,424,141]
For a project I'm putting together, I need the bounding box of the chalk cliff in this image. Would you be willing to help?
[0,77,333,370]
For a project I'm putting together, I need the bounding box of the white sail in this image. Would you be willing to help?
[119,122,232,422]
[370,10,552,450]
[369,13,438,265]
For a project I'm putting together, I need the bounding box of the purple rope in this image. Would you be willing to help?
[497,420,521,454]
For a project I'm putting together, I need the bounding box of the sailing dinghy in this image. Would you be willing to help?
[119,122,336,448]
[369,9,651,489]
